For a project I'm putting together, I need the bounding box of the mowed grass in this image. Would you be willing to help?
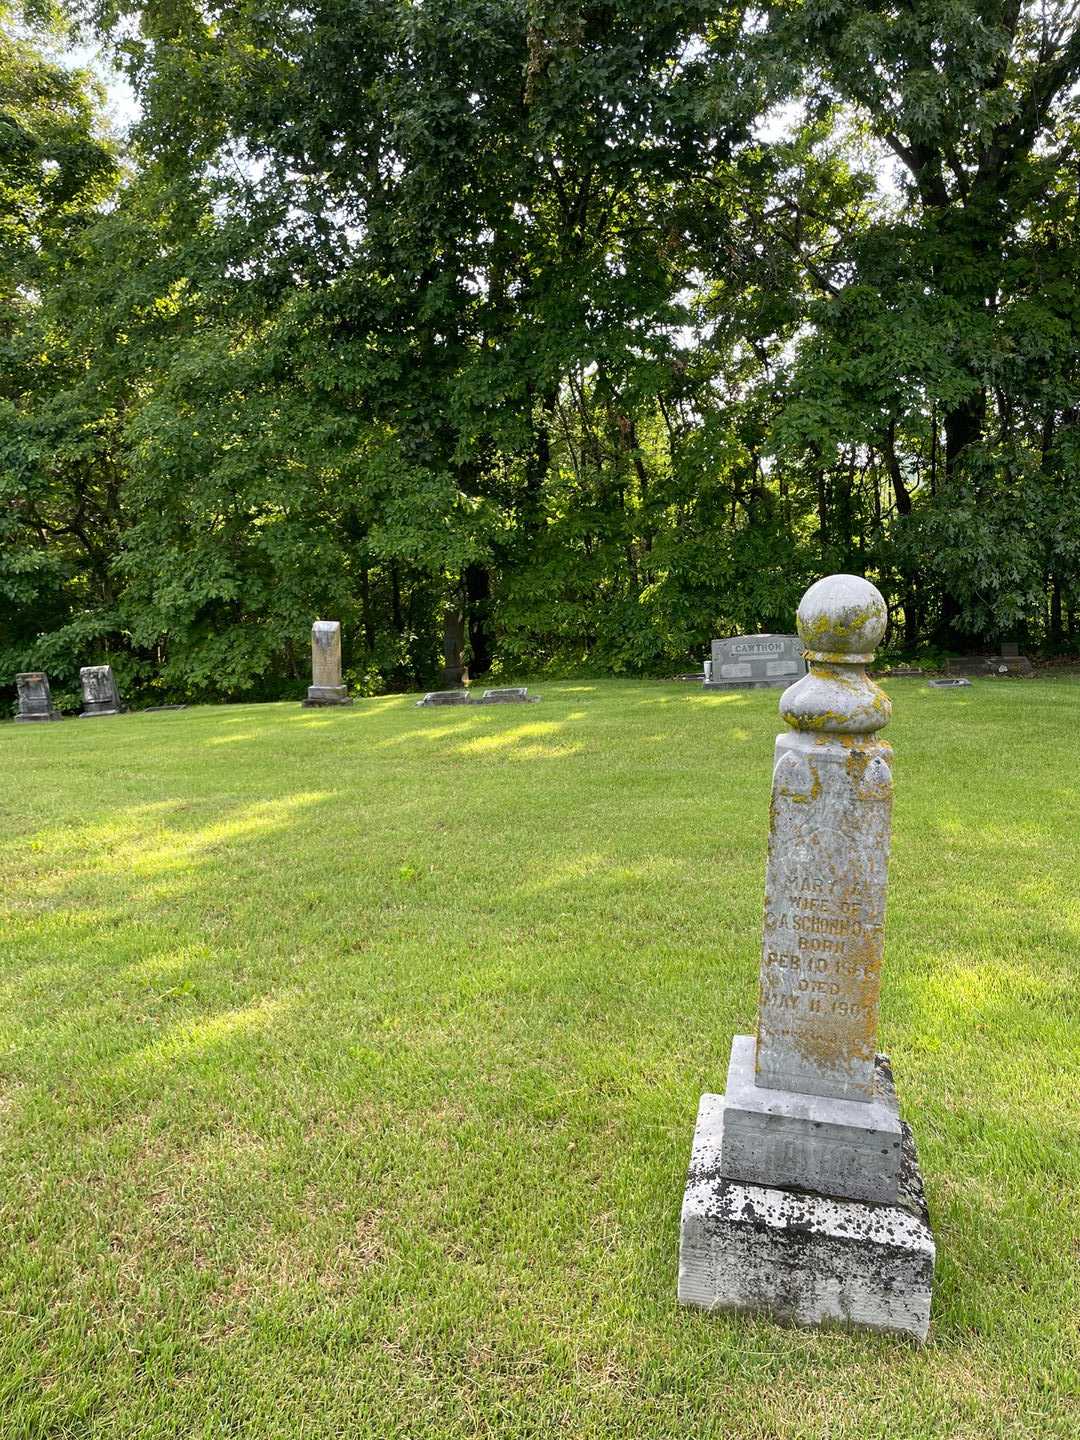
[0,678,1077,1440]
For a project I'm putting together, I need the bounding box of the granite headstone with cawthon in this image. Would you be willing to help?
[704,634,807,691]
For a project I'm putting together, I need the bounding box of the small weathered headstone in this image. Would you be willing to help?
[15,672,62,722]
[417,690,472,707]
[929,678,972,689]
[302,620,353,707]
[704,634,807,691]
[79,666,124,718]
[678,574,935,1343]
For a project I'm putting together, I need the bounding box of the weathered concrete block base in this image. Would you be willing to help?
[78,706,123,718]
[678,1094,934,1343]
[702,678,790,692]
[302,687,353,707]
[720,1035,903,1204]
[15,711,63,722]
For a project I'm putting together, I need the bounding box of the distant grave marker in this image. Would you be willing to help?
[79,666,124,718]
[478,687,538,704]
[704,634,807,691]
[302,620,353,707]
[416,687,540,707]
[946,653,1033,678]
[15,672,62,722]
[416,690,472,707]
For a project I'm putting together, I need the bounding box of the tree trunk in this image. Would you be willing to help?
[943,389,985,483]
[442,591,467,688]
[390,562,403,633]
[523,386,556,537]
[464,563,492,676]
[1050,576,1063,648]
[360,564,375,651]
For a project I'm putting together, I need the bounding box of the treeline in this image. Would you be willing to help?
[3,2,1080,705]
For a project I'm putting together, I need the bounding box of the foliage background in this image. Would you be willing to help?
[3,2,1080,705]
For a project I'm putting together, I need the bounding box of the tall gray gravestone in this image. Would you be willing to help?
[79,666,124,718]
[678,574,935,1343]
[704,634,807,691]
[15,672,62,722]
[302,620,353,707]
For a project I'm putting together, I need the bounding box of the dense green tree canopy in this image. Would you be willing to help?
[2,2,1079,706]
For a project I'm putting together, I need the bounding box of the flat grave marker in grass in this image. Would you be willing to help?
[679,574,936,1343]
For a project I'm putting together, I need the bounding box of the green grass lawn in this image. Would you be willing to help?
[1,678,1077,1439]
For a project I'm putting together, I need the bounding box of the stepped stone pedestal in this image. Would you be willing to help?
[678,574,935,1343]
[302,621,353,707]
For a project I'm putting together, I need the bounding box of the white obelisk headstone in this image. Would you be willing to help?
[302,621,353,707]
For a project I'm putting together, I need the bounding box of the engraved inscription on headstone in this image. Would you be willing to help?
[704,634,807,691]
[15,672,62,722]
[678,574,935,1343]
[302,620,353,707]
[79,665,124,718]
[756,753,891,1102]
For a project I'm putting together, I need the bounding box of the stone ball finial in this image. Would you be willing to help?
[797,574,887,665]
[781,574,891,734]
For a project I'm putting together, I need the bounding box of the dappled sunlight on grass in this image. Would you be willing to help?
[456,720,568,756]
[20,792,331,887]
[685,691,753,707]
[119,946,216,984]
[111,995,293,1077]
[378,718,479,746]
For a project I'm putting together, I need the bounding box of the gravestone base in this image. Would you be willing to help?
[720,1035,903,1204]
[79,702,124,718]
[678,1094,934,1344]
[302,685,353,707]
[16,709,63,722]
[703,676,792,692]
